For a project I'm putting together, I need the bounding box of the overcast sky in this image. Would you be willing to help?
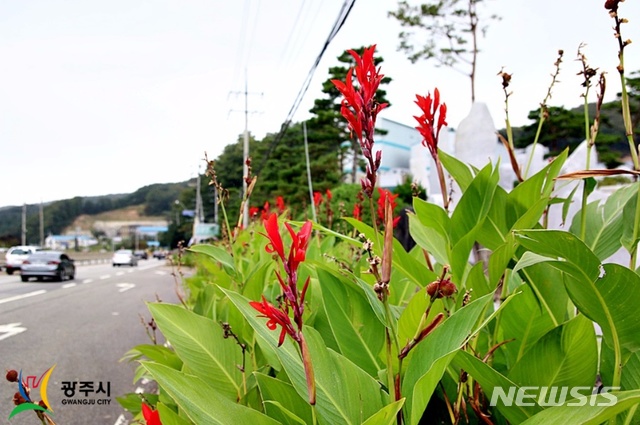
[1,0,638,208]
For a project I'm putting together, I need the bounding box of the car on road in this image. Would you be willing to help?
[4,245,42,275]
[20,251,75,282]
[152,249,168,260]
[133,250,148,260]
[112,249,138,267]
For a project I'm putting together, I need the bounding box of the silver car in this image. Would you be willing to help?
[20,251,75,282]
[112,249,138,267]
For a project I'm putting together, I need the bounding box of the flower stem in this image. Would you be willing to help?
[434,155,449,211]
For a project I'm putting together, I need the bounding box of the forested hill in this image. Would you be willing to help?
[0,181,190,245]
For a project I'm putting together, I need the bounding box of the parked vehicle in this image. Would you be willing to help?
[20,251,75,282]
[133,250,148,260]
[112,249,138,267]
[4,245,42,275]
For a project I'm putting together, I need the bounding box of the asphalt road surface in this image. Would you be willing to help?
[0,259,183,425]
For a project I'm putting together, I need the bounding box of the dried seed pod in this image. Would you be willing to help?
[5,369,18,382]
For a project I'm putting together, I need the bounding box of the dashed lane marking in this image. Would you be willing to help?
[0,290,47,305]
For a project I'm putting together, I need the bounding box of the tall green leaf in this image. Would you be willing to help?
[570,183,637,260]
[402,293,493,424]
[514,231,640,357]
[142,362,279,425]
[255,373,312,425]
[189,244,238,279]
[317,268,384,376]
[223,289,388,425]
[361,399,405,425]
[452,350,543,424]
[507,314,598,389]
[499,284,556,367]
[148,303,243,400]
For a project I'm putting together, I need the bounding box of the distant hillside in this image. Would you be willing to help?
[69,205,168,234]
[0,181,191,245]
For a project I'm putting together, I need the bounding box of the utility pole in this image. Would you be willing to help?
[303,121,317,222]
[242,72,250,229]
[192,171,203,245]
[229,70,262,229]
[39,202,44,247]
[21,204,26,246]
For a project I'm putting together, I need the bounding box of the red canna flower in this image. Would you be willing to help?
[325,189,332,201]
[353,203,362,221]
[313,191,323,208]
[261,201,271,220]
[142,403,162,425]
[260,214,313,326]
[414,88,450,210]
[263,213,285,261]
[249,296,298,346]
[285,220,313,274]
[249,206,260,219]
[276,196,286,214]
[377,188,401,227]
[332,45,388,198]
[414,88,447,159]
[254,214,316,404]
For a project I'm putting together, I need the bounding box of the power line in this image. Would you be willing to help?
[255,0,357,177]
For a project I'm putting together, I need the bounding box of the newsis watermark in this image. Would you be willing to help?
[490,386,619,407]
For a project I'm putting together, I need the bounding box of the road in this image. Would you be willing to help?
[0,259,184,425]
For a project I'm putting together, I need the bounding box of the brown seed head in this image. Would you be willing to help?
[605,0,620,10]
[5,369,18,382]
[426,277,457,299]
[13,392,26,405]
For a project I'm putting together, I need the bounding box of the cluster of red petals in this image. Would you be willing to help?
[249,296,298,346]
[313,191,323,208]
[332,45,388,197]
[249,201,272,221]
[414,89,447,159]
[276,196,286,214]
[377,188,401,227]
[255,213,313,337]
[142,403,162,425]
[353,203,362,221]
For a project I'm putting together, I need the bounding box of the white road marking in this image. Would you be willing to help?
[100,275,110,280]
[135,386,144,394]
[116,283,135,293]
[154,270,167,275]
[113,414,128,425]
[116,271,125,276]
[112,312,119,316]
[0,322,27,341]
[0,290,47,305]
[82,279,93,284]
[62,283,76,289]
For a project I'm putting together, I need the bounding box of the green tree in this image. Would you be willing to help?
[389,0,499,102]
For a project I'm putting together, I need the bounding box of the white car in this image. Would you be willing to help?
[4,245,42,275]
[112,249,138,267]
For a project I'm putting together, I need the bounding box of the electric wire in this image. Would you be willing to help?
[254,0,357,177]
